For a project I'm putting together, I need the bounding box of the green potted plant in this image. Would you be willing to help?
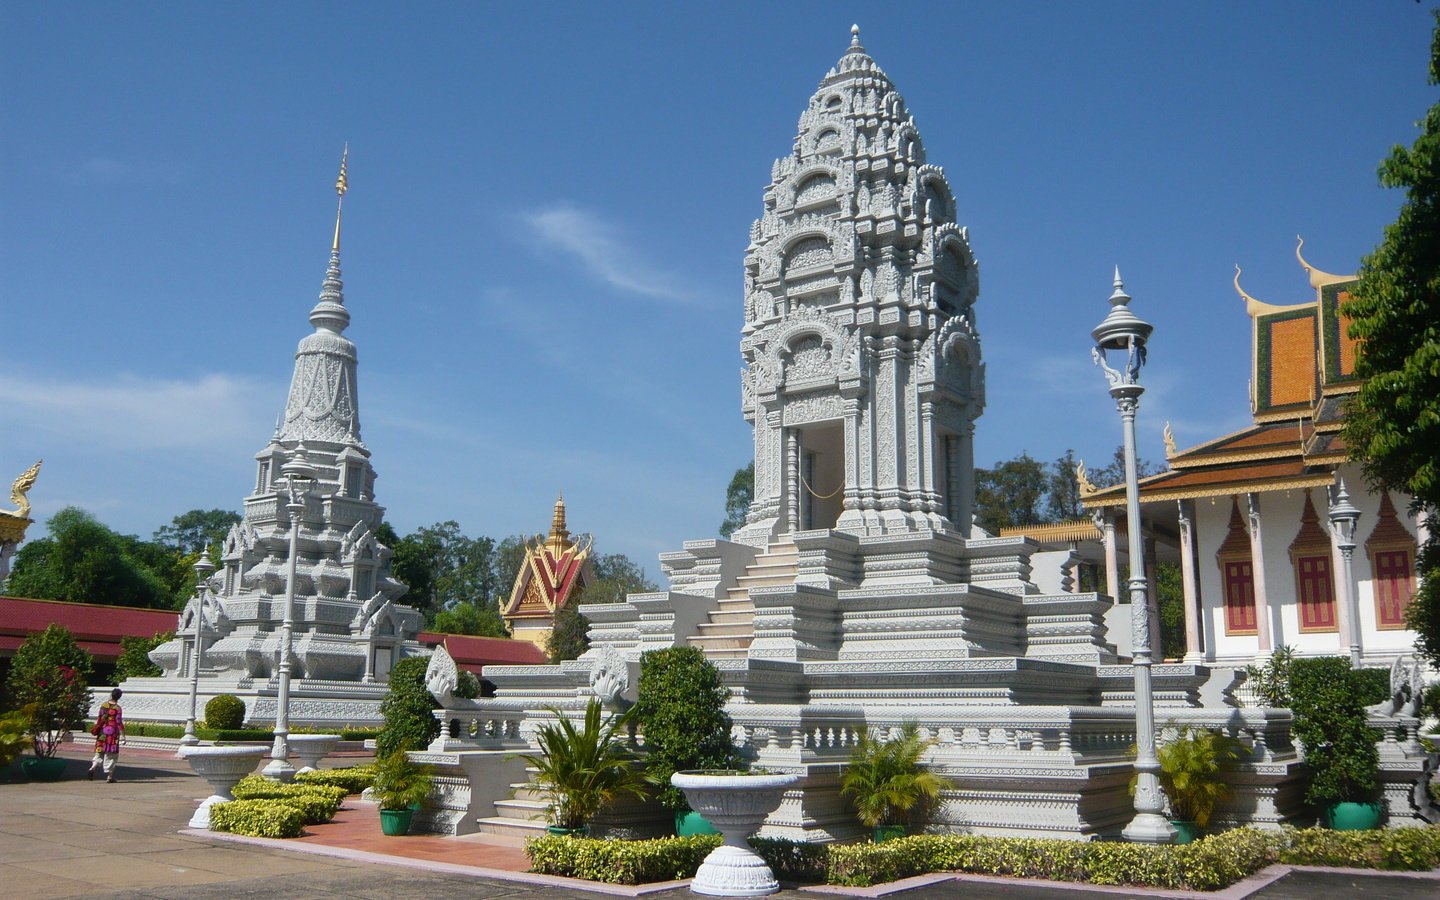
[4,625,94,781]
[839,722,949,842]
[1290,657,1382,830]
[371,751,434,836]
[632,647,736,835]
[517,699,648,835]
[1148,726,1243,843]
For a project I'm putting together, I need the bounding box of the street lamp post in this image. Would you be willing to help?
[179,549,216,749]
[263,447,318,781]
[1328,479,1362,665]
[1091,268,1175,844]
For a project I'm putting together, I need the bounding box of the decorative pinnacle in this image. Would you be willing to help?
[332,144,348,252]
[851,24,861,45]
[1109,266,1130,306]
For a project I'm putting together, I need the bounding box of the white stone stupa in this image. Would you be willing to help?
[417,30,1433,840]
[123,154,425,728]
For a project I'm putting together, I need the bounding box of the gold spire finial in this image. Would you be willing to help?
[1164,421,1177,459]
[332,144,348,252]
[546,492,572,553]
[1075,460,1098,496]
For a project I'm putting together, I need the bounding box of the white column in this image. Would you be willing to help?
[955,419,975,536]
[785,429,800,534]
[1101,510,1120,599]
[1245,493,1274,654]
[1177,500,1203,662]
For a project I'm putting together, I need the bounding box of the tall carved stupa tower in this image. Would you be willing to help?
[733,25,983,545]
[128,154,424,726]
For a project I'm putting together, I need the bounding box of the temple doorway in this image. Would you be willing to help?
[798,421,844,530]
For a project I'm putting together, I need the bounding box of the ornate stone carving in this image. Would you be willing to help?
[588,645,630,705]
[425,643,460,705]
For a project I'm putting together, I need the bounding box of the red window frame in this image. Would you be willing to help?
[1295,554,1337,632]
[1222,560,1257,635]
[1371,549,1414,629]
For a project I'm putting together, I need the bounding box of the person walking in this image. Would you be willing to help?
[89,688,125,783]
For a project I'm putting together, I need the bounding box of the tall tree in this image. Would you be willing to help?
[1088,444,1162,490]
[720,462,754,538]
[1342,12,1440,666]
[153,509,241,555]
[973,452,1048,534]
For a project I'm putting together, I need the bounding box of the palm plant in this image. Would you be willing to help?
[371,751,434,811]
[517,699,649,831]
[1154,726,1243,828]
[839,723,949,831]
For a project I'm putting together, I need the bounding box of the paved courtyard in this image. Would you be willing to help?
[1,747,1436,900]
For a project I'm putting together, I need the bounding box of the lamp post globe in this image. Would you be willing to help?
[263,446,319,781]
[179,550,217,749]
[1091,268,1175,844]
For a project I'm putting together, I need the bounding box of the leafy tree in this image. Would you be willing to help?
[432,600,508,638]
[1155,562,1186,661]
[576,551,658,605]
[547,603,590,663]
[376,521,431,610]
[4,624,94,758]
[495,533,534,602]
[1342,12,1440,668]
[1047,449,1085,522]
[153,508,241,555]
[376,655,441,758]
[6,507,176,609]
[113,631,173,681]
[1088,445,1163,490]
[720,462,754,538]
[973,452,1048,534]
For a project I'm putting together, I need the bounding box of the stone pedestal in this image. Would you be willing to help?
[673,771,798,897]
[179,745,269,828]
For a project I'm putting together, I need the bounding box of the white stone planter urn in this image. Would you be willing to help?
[179,745,269,829]
[288,734,341,774]
[671,770,799,897]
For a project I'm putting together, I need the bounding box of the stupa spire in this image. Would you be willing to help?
[277,150,361,444]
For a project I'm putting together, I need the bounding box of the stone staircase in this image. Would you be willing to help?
[687,539,799,660]
[474,769,550,838]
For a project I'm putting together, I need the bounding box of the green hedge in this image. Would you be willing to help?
[526,834,721,884]
[106,721,275,741]
[524,827,1440,890]
[231,774,346,821]
[294,765,375,794]
[208,799,307,838]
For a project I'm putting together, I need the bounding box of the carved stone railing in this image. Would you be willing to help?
[424,698,547,753]
[724,704,1297,769]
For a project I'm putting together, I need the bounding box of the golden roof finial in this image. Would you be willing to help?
[546,492,572,553]
[1075,460,1098,496]
[332,144,349,253]
[7,459,42,518]
[1164,421,1177,459]
[1233,264,1268,316]
[1295,235,1353,289]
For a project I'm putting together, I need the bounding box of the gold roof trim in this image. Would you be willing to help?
[1075,460,1099,496]
[1295,235,1355,289]
[998,519,1103,542]
[1082,472,1336,508]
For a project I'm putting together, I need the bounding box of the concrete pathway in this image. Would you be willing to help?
[2,747,1436,899]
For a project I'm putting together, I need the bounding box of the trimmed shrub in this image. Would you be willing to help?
[526,834,721,884]
[632,647,735,812]
[231,774,345,821]
[295,765,376,794]
[338,727,382,741]
[1349,667,1393,706]
[208,727,274,742]
[376,656,440,758]
[204,694,246,730]
[750,837,830,883]
[1289,657,1380,806]
[208,799,306,838]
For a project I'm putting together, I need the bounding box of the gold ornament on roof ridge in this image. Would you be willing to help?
[1163,421,1177,459]
[1295,235,1353,289]
[332,144,349,252]
[7,459,42,518]
[1075,460,1098,496]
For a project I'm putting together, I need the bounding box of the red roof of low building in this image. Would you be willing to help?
[0,596,178,662]
[416,631,546,672]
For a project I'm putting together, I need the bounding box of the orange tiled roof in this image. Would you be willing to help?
[1084,459,1335,507]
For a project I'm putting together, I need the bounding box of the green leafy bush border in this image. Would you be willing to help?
[208,799,307,838]
[525,827,1440,890]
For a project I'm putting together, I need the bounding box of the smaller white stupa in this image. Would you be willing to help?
[125,152,425,727]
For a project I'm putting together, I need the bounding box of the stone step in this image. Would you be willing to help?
[493,797,549,820]
[694,646,749,659]
[736,572,797,588]
[689,634,753,652]
[474,816,550,838]
[695,621,755,638]
[707,611,755,627]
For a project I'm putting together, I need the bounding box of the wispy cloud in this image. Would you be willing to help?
[519,204,694,303]
[0,371,277,451]
[63,156,190,186]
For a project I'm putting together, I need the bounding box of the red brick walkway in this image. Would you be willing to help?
[293,802,533,872]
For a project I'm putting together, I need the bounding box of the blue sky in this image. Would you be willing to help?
[1,3,1434,581]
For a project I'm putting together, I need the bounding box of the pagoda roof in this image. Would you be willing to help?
[1082,458,1336,508]
[416,631,545,671]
